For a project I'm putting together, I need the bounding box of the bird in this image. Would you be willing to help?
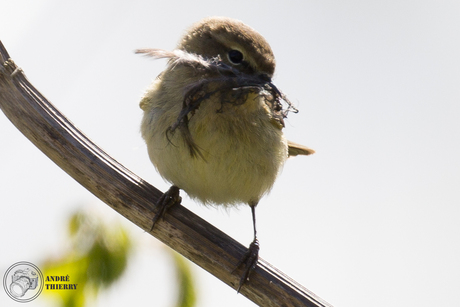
[137,16,314,292]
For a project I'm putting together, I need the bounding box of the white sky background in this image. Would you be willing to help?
[1,1,459,306]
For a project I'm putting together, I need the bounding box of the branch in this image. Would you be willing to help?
[0,40,333,307]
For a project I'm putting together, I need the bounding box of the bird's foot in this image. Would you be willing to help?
[233,238,260,293]
[150,185,181,231]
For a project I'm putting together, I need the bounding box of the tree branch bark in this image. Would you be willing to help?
[0,40,333,307]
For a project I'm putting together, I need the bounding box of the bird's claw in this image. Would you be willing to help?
[233,238,260,293]
[150,185,181,231]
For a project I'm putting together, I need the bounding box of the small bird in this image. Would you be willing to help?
[137,16,314,292]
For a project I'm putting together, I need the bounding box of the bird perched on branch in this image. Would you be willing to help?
[137,16,314,292]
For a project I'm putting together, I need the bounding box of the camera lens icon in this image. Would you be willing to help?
[3,262,43,302]
[10,268,38,297]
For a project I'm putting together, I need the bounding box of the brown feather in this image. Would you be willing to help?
[287,140,315,157]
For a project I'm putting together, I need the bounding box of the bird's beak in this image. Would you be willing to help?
[258,73,272,82]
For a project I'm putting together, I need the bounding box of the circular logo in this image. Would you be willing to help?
[3,261,44,302]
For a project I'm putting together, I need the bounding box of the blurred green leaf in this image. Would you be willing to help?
[41,208,198,307]
[171,251,196,307]
[41,209,131,307]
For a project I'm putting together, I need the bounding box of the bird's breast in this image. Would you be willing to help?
[147,91,288,206]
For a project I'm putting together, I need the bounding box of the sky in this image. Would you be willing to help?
[1,1,460,306]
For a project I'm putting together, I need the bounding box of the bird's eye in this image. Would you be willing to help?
[227,50,244,64]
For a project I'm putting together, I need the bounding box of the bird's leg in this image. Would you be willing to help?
[234,203,260,293]
[150,185,182,231]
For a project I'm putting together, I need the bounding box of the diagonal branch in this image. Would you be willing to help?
[0,40,333,307]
